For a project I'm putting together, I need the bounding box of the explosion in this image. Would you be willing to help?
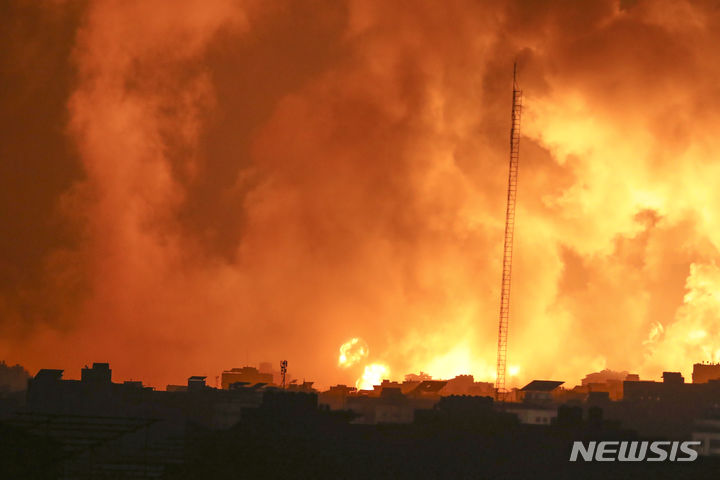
[338,338,369,368]
[643,263,720,376]
[356,363,390,391]
[5,1,720,388]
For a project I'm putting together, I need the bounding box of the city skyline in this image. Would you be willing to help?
[5,2,720,476]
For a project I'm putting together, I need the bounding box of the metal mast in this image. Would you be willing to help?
[280,360,288,389]
[495,62,522,402]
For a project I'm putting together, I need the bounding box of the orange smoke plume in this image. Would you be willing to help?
[3,0,720,389]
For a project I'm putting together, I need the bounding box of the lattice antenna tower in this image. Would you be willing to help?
[495,62,522,402]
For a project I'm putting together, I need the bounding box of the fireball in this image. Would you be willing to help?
[356,363,390,390]
[338,337,369,368]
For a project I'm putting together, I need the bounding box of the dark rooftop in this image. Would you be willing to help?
[409,380,448,395]
[520,380,564,392]
[35,369,64,380]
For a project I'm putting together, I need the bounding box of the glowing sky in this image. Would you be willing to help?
[3,0,720,389]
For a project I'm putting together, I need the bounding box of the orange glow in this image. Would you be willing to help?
[356,363,390,391]
[5,1,720,390]
[338,338,369,368]
[643,263,720,372]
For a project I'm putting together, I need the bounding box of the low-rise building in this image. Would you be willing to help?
[517,380,564,404]
[505,404,557,425]
[693,363,720,384]
[692,417,720,456]
[220,367,273,389]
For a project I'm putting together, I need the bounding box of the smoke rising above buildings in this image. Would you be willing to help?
[2,0,720,388]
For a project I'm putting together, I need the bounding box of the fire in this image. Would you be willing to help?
[338,338,369,368]
[11,0,720,389]
[417,343,497,382]
[338,339,388,390]
[643,263,720,376]
[356,363,390,391]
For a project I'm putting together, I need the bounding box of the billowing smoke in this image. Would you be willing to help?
[2,0,720,388]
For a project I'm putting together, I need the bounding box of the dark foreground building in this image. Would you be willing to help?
[3,363,265,478]
[5,364,720,479]
[170,394,720,480]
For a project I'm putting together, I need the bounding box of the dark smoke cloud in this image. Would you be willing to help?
[0,1,87,337]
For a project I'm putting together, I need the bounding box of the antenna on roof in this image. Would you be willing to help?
[280,360,288,389]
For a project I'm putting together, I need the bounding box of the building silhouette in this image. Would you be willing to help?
[8,360,720,478]
[220,366,273,390]
[693,362,720,384]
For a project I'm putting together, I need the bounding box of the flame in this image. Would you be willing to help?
[416,343,497,382]
[338,337,369,368]
[9,1,720,389]
[644,263,720,376]
[356,363,390,390]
